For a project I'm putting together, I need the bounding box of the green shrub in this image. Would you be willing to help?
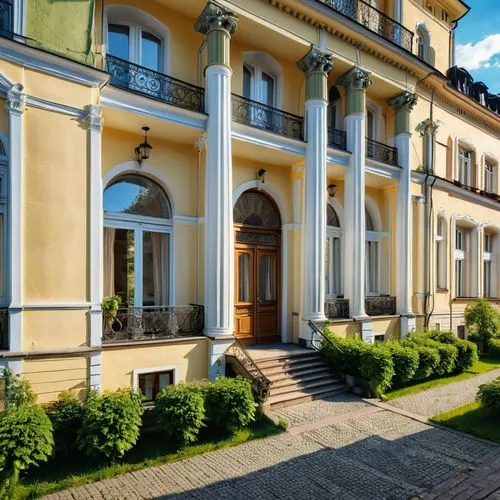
[78,389,143,460]
[45,391,84,455]
[205,377,256,433]
[359,345,395,397]
[321,332,367,377]
[425,330,456,344]
[405,342,440,380]
[1,368,37,409]
[426,340,458,375]
[454,339,479,372]
[155,384,205,446]
[386,342,419,384]
[0,406,53,497]
[477,378,500,415]
[489,338,500,356]
[465,299,500,353]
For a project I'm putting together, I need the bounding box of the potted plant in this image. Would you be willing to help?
[102,295,122,329]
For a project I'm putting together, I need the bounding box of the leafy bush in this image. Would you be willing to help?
[405,341,440,380]
[0,405,53,496]
[477,378,500,415]
[78,389,144,460]
[454,339,479,372]
[489,338,500,356]
[360,344,395,396]
[321,332,367,377]
[426,340,458,376]
[1,368,37,410]
[425,330,456,344]
[465,299,500,353]
[155,384,205,446]
[45,391,84,455]
[386,342,419,384]
[205,377,256,433]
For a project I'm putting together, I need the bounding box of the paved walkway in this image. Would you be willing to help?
[44,374,500,500]
[386,368,500,417]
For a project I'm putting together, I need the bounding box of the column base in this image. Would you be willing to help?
[400,314,416,339]
[298,314,328,345]
[360,320,373,344]
[207,337,234,380]
[89,351,102,391]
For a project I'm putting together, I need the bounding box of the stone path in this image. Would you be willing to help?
[44,384,500,500]
[386,367,500,417]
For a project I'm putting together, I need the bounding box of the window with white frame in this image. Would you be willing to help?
[458,148,472,186]
[325,204,342,298]
[416,22,431,61]
[133,367,175,402]
[103,174,172,307]
[483,232,495,298]
[365,206,379,295]
[484,161,495,193]
[436,216,447,289]
[455,227,466,297]
[242,53,280,107]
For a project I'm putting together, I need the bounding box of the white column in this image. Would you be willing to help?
[204,64,234,337]
[6,84,25,353]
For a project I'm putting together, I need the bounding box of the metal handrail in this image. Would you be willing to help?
[366,137,398,166]
[308,320,344,353]
[225,338,272,402]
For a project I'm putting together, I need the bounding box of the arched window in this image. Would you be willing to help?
[365,204,380,295]
[105,6,169,72]
[103,174,172,307]
[233,190,280,229]
[326,203,343,297]
[454,218,479,299]
[436,215,447,290]
[416,22,431,62]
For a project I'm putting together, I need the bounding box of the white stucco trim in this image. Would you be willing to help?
[13,0,27,38]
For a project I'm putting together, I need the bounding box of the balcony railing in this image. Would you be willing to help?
[365,296,396,316]
[325,298,350,319]
[319,0,413,52]
[0,0,13,39]
[106,55,205,113]
[232,94,304,141]
[327,126,348,151]
[102,305,204,343]
[0,309,7,349]
[366,138,398,166]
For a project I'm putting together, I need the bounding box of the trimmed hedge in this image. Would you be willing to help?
[489,338,500,356]
[386,342,419,384]
[359,345,394,397]
[425,330,478,372]
[477,378,500,415]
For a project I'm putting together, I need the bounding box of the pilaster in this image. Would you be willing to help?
[388,91,417,336]
[337,67,372,319]
[6,84,25,353]
[297,46,332,332]
[196,2,237,340]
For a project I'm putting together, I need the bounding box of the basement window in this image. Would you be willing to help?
[133,367,176,402]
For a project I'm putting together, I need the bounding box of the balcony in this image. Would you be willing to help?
[232,94,304,141]
[102,305,204,344]
[317,0,413,52]
[328,126,348,151]
[325,298,350,319]
[365,296,396,316]
[366,138,398,166]
[106,56,205,114]
[0,309,7,349]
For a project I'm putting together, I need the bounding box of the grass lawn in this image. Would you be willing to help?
[14,414,285,500]
[432,402,500,445]
[382,355,500,401]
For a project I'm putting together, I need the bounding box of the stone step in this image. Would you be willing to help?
[265,385,347,410]
[260,361,327,378]
[256,352,322,369]
[271,371,340,390]
[270,377,343,397]
[262,363,331,382]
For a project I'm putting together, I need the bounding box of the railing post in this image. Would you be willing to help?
[388,91,418,337]
[337,67,372,329]
[297,45,333,343]
[196,2,238,379]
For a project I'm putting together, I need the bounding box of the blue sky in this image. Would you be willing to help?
[456,0,500,94]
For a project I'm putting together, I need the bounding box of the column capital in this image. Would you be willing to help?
[388,91,417,112]
[81,104,103,133]
[5,83,26,115]
[195,1,237,36]
[297,45,333,75]
[336,67,372,92]
[420,117,439,136]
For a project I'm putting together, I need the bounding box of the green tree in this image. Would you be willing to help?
[464,299,500,353]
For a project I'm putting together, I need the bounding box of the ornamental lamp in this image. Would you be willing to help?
[135,126,152,166]
[327,183,337,198]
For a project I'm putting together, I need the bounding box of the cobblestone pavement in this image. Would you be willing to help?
[386,367,500,417]
[44,393,500,500]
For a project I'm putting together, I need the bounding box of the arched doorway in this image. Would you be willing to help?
[233,190,281,345]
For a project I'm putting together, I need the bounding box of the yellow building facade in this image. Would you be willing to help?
[0,0,498,402]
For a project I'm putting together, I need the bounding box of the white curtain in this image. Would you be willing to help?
[151,232,169,305]
[103,228,116,297]
[239,253,250,302]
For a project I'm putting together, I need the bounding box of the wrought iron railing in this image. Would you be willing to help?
[0,0,13,39]
[325,298,350,319]
[225,338,272,402]
[366,138,398,166]
[102,305,204,343]
[319,0,413,52]
[232,94,304,141]
[308,320,344,353]
[327,126,347,151]
[106,55,205,113]
[365,296,396,316]
[0,309,7,350]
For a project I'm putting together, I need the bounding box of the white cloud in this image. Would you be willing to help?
[456,34,500,70]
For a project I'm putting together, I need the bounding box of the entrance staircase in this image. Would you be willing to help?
[251,347,346,410]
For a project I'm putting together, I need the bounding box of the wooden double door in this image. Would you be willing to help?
[234,228,281,345]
